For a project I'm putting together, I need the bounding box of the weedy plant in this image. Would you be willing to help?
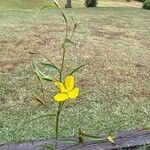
[29,0,115,149]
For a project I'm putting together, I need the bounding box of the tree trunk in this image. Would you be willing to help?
[66,0,72,8]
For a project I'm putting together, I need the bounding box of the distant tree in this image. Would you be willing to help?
[143,0,150,9]
[85,0,97,7]
[136,0,146,2]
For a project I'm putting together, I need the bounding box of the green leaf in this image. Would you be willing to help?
[41,144,56,150]
[41,63,60,72]
[62,38,75,49]
[53,0,67,24]
[78,128,105,141]
[69,64,86,75]
[83,133,105,140]
[64,38,75,45]
[42,77,53,82]
[41,4,56,10]
[32,61,53,82]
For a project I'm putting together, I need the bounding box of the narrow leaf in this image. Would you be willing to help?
[36,97,46,106]
[69,64,86,75]
[83,133,103,139]
[64,38,75,45]
[41,4,56,10]
[32,61,45,77]
[41,144,56,150]
[78,129,105,141]
[79,129,104,140]
[53,0,67,24]
[41,63,60,72]
[42,76,53,82]
[32,61,53,82]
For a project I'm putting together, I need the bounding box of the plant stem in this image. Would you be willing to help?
[55,102,63,149]
[56,36,67,149]
[55,7,76,149]
[59,47,66,81]
[59,13,69,81]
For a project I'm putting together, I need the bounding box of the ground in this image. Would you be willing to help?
[0,0,143,9]
[0,0,150,145]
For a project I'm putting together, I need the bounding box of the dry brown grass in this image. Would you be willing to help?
[0,0,143,9]
[99,0,142,8]
[0,7,150,143]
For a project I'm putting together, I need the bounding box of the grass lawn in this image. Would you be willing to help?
[0,0,143,9]
[0,0,150,145]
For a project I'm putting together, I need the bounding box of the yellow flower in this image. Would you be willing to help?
[54,75,79,102]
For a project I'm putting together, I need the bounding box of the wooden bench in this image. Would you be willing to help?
[0,129,150,150]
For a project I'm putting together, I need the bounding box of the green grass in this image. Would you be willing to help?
[0,5,150,145]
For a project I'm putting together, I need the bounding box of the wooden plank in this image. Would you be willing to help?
[54,130,150,150]
[0,130,150,150]
[59,130,150,150]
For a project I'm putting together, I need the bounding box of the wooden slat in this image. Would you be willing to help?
[59,130,150,150]
[0,130,150,150]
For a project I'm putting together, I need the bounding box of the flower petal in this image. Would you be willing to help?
[68,88,79,99]
[54,93,69,102]
[65,75,74,91]
[55,81,66,92]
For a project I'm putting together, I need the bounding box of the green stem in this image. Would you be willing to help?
[55,102,63,149]
[56,37,67,149]
[59,15,69,82]
[55,9,77,150]
[59,20,77,81]
[59,47,66,81]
